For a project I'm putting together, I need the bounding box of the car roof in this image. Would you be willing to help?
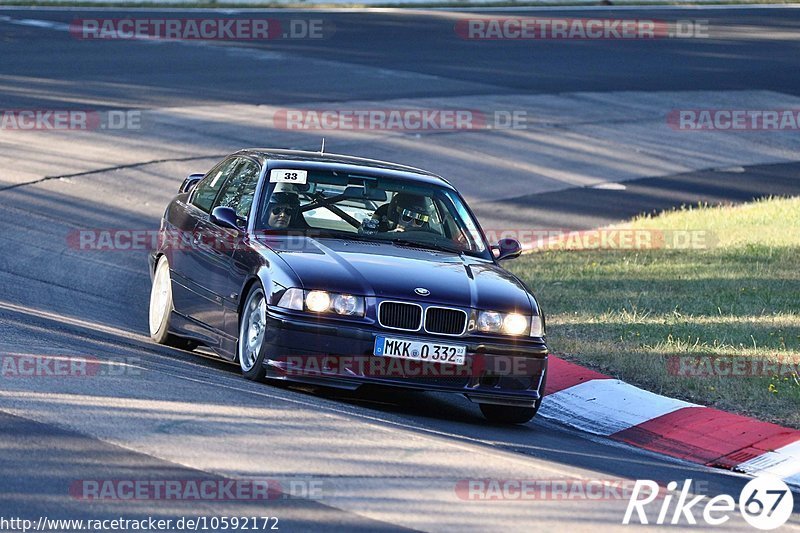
[236,149,454,189]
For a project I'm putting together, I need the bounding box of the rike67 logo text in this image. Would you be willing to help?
[624,476,794,530]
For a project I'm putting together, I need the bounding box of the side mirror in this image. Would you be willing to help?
[179,173,204,194]
[493,238,522,261]
[210,206,241,231]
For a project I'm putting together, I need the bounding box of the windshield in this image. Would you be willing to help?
[255,168,491,259]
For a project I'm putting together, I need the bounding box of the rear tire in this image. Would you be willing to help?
[479,401,540,424]
[148,255,197,351]
[238,283,269,381]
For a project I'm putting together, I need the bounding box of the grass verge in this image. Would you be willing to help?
[509,196,800,428]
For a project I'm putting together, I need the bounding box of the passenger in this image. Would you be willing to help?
[369,192,432,233]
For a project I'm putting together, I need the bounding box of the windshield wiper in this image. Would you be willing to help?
[390,238,461,254]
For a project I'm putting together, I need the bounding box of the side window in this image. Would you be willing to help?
[191,158,240,213]
[213,159,261,220]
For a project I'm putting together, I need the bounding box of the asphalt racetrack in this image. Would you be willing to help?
[1,6,799,531]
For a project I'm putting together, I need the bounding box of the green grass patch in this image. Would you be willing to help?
[509,196,800,428]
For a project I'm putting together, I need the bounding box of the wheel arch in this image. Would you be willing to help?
[149,251,165,277]
[237,267,273,326]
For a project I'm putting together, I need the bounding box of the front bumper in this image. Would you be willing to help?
[261,311,548,407]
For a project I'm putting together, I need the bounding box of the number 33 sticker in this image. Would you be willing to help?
[270,169,308,184]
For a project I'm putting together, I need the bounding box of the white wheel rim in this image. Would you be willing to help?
[239,289,266,371]
[149,259,171,336]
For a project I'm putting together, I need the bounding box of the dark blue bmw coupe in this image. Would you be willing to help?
[149,149,548,423]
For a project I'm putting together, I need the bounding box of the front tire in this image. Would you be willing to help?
[479,401,540,424]
[149,255,176,344]
[239,284,269,381]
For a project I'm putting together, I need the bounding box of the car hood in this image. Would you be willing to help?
[259,236,537,313]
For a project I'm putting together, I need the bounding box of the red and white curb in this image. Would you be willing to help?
[540,356,800,489]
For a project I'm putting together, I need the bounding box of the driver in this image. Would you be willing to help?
[369,192,432,233]
[265,192,300,229]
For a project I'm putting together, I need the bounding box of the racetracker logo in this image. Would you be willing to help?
[70,18,329,40]
[273,354,545,379]
[272,109,527,131]
[456,478,665,501]
[67,229,236,252]
[668,109,800,131]
[68,229,373,252]
[0,354,141,377]
[455,18,708,40]
[484,229,715,251]
[69,479,326,500]
[0,110,140,131]
[667,355,800,379]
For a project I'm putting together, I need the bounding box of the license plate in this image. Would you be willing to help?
[374,336,466,365]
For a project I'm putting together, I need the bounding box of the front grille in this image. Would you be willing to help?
[378,302,422,331]
[425,307,467,335]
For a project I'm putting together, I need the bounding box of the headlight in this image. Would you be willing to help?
[306,290,331,312]
[276,289,365,317]
[503,313,528,335]
[333,294,359,315]
[477,311,503,332]
[477,310,529,336]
